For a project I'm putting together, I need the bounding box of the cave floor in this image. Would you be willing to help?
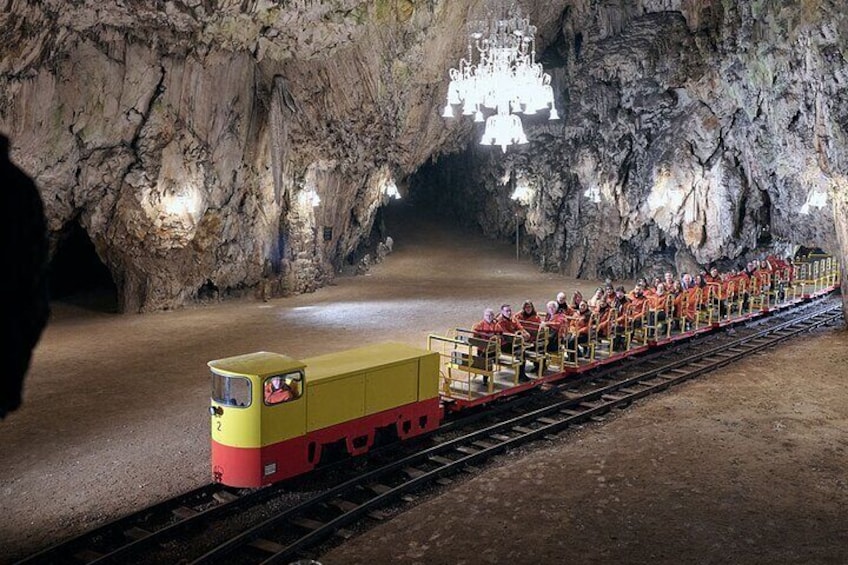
[2,203,847,564]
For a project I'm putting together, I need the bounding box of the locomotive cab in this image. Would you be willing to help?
[209,351,309,487]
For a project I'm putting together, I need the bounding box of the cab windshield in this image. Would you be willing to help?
[211,373,251,407]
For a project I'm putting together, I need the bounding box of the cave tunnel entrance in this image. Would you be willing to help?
[405,149,483,228]
[49,221,118,313]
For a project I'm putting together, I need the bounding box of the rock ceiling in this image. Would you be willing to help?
[1,0,846,313]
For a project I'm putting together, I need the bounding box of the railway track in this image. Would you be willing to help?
[17,296,843,565]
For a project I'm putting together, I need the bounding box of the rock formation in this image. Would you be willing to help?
[1,0,846,318]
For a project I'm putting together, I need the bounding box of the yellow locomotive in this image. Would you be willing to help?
[208,342,441,487]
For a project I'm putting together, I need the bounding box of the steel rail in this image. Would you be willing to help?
[18,297,838,564]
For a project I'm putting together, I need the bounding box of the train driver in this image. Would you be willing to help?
[264,376,294,404]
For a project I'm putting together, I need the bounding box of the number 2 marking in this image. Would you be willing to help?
[217,421,222,432]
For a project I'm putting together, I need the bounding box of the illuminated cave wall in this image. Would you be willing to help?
[415,3,848,285]
[2,0,847,312]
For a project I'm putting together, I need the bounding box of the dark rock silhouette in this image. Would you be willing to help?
[1,133,50,419]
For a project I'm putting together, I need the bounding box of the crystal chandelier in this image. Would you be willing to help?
[442,0,559,152]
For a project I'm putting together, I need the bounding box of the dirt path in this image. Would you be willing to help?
[2,203,846,564]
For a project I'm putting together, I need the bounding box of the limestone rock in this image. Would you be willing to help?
[1,0,846,319]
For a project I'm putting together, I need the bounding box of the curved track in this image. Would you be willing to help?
[17,297,844,565]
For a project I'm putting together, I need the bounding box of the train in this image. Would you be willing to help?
[208,255,841,488]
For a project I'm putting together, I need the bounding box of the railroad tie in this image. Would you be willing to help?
[248,538,285,554]
[212,490,239,504]
[171,506,199,520]
[73,550,104,562]
[428,455,454,466]
[471,440,495,449]
[328,499,359,513]
[124,526,152,541]
[335,528,354,540]
[365,483,392,495]
[290,517,326,531]
[403,466,426,478]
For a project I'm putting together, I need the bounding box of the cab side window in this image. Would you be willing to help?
[264,371,303,406]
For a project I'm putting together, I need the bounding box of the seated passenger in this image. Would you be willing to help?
[472,308,499,340]
[471,308,500,378]
[595,297,613,338]
[564,301,592,358]
[264,376,293,404]
[495,304,530,381]
[570,290,584,311]
[515,300,543,374]
[514,300,542,339]
[587,287,605,308]
[555,291,574,315]
[647,283,669,331]
[495,304,530,340]
[542,300,567,353]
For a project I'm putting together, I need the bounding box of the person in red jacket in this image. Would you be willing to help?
[514,300,543,373]
[264,376,293,404]
[564,301,592,360]
[495,304,531,381]
[542,300,567,353]
[513,300,542,338]
[471,308,500,385]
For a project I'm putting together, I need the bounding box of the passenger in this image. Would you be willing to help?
[647,282,669,332]
[472,308,501,383]
[514,300,542,339]
[596,296,613,338]
[495,304,531,340]
[564,301,592,359]
[542,300,567,353]
[495,304,530,381]
[473,308,499,339]
[570,290,584,311]
[264,376,293,404]
[680,272,694,290]
[514,300,542,374]
[628,284,649,321]
[663,271,675,289]
[745,261,758,278]
[555,292,572,315]
[587,287,605,308]
[705,266,722,284]
[612,285,630,313]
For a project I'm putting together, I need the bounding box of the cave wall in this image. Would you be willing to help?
[1,0,846,314]
[420,1,848,291]
[0,0,471,311]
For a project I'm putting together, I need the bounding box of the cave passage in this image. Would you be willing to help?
[48,221,118,312]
